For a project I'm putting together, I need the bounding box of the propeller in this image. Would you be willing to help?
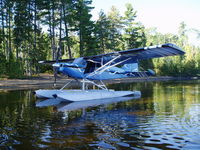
[39,58,74,87]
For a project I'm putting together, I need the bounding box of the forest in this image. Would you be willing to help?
[0,0,200,78]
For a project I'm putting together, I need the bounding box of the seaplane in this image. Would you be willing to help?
[35,43,185,101]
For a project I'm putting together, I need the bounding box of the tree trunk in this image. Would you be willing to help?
[48,9,53,59]
[34,0,37,50]
[0,0,6,55]
[62,3,72,58]
[100,28,105,53]
[79,26,83,57]
[5,8,9,60]
[58,2,62,60]
[8,5,12,59]
[28,1,32,76]
[52,1,56,60]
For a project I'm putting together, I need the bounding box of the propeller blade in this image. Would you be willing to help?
[39,58,74,64]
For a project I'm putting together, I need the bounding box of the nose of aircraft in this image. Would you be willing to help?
[52,63,64,72]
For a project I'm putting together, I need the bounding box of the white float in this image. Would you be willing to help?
[35,89,141,102]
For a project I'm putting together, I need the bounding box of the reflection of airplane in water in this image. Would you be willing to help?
[35,94,143,149]
[36,92,141,112]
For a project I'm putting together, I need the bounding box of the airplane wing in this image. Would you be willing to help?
[39,43,184,68]
[84,43,185,65]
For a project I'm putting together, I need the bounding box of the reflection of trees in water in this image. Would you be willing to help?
[107,80,200,116]
[0,90,62,149]
[108,81,154,98]
[152,80,200,116]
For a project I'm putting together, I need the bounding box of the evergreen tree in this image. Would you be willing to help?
[74,0,97,56]
[123,3,146,49]
[107,6,123,51]
[62,0,74,59]
[95,10,110,53]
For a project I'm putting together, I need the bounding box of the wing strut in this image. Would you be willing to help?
[86,56,131,78]
[86,55,121,78]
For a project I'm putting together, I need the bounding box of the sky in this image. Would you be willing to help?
[91,0,200,45]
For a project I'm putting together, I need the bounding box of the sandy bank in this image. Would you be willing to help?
[0,74,199,91]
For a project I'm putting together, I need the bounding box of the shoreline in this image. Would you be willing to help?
[0,75,199,91]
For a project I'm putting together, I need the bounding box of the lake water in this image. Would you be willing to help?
[1,80,200,149]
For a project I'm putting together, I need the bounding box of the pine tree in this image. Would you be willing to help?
[107,6,123,51]
[74,0,97,56]
[62,0,73,58]
[123,3,146,49]
[95,10,110,53]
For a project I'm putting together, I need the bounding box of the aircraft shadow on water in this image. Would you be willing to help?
[34,43,185,101]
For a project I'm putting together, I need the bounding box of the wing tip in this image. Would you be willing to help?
[163,43,185,54]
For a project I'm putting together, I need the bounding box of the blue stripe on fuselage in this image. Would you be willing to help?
[60,67,84,79]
